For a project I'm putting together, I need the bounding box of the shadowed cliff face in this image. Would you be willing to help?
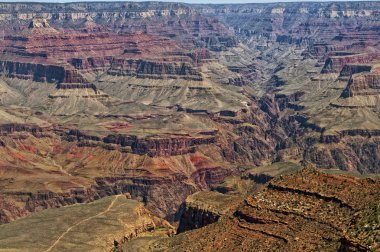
[0,2,379,242]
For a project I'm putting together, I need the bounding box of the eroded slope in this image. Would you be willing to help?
[144,168,380,251]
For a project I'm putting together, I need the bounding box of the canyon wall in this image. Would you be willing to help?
[1,2,380,240]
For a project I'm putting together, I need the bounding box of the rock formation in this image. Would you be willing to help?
[0,18,205,84]
[0,2,379,251]
[141,168,380,251]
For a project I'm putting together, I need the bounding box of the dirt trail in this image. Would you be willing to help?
[44,195,121,252]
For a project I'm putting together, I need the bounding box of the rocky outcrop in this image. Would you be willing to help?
[321,53,380,74]
[0,195,29,224]
[320,130,380,143]
[92,175,197,221]
[25,188,98,212]
[56,83,98,90]
[304,136,380,173]
[0,189,99,224]
[339,64,372,80]
[28,18,51,28]
[108,60,203,81]
[274,92,305,111]
[341,72,380,97]
[177,191,239,233]
[0,61,65,83]
[308,41,373,59]
[148,168,380,251]
[103,132,217,157]
[0,123,45,135]
[196,36,238,52]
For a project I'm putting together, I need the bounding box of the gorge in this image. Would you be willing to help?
[0,1,379,251]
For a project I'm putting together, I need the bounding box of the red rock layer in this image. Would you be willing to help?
[321,53,380,74]
[0,19,205,83]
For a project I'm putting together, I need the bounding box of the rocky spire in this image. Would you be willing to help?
[28,17,51,28]
[27,17,58,34]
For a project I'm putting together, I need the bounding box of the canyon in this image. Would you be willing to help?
[0,1,379,251]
